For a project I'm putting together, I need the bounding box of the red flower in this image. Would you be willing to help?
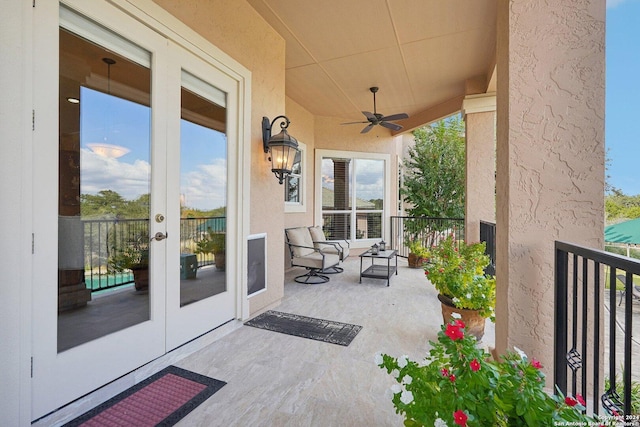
[425,271,429,275]
[565,396,578,407]
[441,368,449,377]
[449,374,456,382]
[576,394,585,406]
[453,409,468,426]
[453,319,466,329]
[531,358,542,369]
[439,268,444,273]
[445,324,464,341]
[470,358,481,372]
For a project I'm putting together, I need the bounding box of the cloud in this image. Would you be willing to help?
[607,0,629,8]
[80,148,151,200]
[181,159,227,210]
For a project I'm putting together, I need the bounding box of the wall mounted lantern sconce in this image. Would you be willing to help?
[262,115,300,184]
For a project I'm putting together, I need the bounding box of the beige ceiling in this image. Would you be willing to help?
[247,0,497,133]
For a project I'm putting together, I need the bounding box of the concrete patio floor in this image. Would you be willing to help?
[38,253,640,426]
[169,255,494,426]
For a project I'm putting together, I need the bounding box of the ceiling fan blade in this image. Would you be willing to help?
[341,120,369,125]
[361,124,374,134]
[380,121,403,131]
[380,113,408,121]
[362,111,377,121]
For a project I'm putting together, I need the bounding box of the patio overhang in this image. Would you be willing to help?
[247,0,498,133]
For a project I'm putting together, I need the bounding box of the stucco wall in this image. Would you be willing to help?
[153,0,288,315]
[495,0,605,373]
[283,96,315,228]
[465,110,496,242]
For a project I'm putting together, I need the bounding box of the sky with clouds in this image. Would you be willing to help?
[80,88,227,211]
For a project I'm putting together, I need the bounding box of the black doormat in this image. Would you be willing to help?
[245,310,362,346]
[62,366,226,427]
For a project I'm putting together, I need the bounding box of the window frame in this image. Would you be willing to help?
[315,149,390,247]
[284,140,306,213]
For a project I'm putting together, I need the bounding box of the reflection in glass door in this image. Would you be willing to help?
[179,73,227,307]
[57,27,152,351]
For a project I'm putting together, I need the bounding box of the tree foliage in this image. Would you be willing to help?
[606,189,640,223]
[81,190,225,219]
[401,116,465,219]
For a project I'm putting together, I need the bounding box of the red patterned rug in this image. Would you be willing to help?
[63,366,225,427]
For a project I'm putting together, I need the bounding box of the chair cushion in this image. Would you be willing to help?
[286,227,315,257]
[292,252,340,269]
[308,226,326,242]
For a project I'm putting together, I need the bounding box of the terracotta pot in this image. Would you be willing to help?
[408,252,426,268]
[214,251,226,271]
[437,293,486,341]
[131,265,149,291]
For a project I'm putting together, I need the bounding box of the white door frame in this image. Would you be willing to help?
[31,0,251,419]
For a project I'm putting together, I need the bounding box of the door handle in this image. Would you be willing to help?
[151,232,168,241]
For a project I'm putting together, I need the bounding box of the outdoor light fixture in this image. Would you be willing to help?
[262,115,300,184]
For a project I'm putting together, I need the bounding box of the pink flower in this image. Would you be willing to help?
[453,409,468,426]
[441,368,449,377]
[445,324,464,341]
[565,396,578,407]
[531,358,542,369]
[470,358,481,372]
[576,394,585,406]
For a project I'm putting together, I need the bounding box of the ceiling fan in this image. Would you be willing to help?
[342,87,409,134]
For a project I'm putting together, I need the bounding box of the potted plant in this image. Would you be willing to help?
[195,228,226,271]
[108,233,149,291]
[423,234,495,340]
[407,239,429,268]
[376,317,598,426]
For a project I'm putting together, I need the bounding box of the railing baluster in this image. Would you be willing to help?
[593,261,600,416]
[555,241,639,418]
[624,271,633,415]
[554,245,569,395]
[581,257,588,403]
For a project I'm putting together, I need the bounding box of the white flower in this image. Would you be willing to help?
[452,297,460,304]
[390,384,402,394]
[398,355,408,368]
[514,346,527,360]
[391,369,400,378]
[466,292,472,299]
[400,389,414,404]
[374,352,384,365]
[402,375,413,385]
[434,418,448,427]
[384,387,394,400]
[451,312,462,319]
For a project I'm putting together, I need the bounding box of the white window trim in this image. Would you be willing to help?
[315,149,391,248]
[285,141,306,213]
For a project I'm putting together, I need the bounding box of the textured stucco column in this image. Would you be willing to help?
[462,94,496,243]
[495,0,605,375]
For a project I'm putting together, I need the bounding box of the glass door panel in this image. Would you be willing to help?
[58,27,152,351]
[179,80,227,306]
[354,159,384,240]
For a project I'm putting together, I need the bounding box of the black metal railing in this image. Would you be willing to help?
[82,216,224,292]
[479,221,496,276]
[555,241,639,418]
[390,216,465,257]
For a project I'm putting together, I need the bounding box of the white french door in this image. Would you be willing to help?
[32,1,239,419]
[164,42,236,350]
